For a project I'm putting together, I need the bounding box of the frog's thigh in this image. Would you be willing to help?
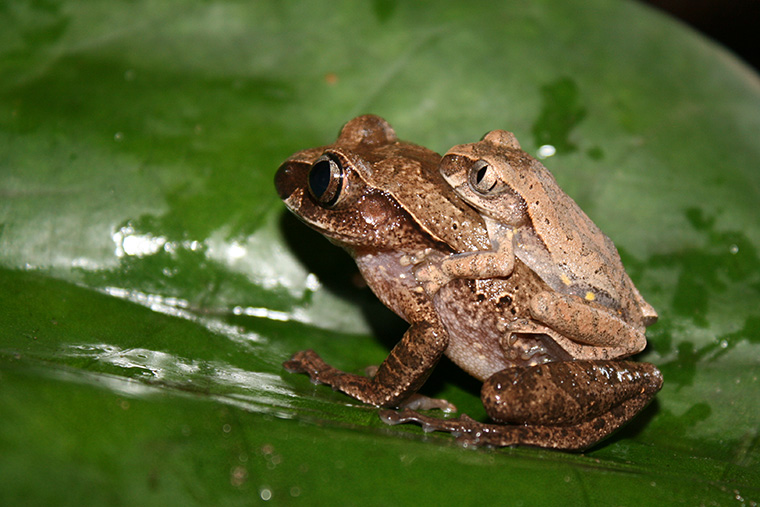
[529,291,645,352]
[481,360,661,426]
[480,361,661,449]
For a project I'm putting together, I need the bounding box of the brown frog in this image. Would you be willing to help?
[275,114,491,412]
[415,130,658,359]
[275,116,662,450]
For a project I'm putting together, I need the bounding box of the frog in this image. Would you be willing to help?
[275,116,662,450]
[380,129,662,447]
[275,114,492,412]
[414,130,658,356]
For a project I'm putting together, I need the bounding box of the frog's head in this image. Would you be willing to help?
[275,115,402,250]
[439,130,533,228]
[275,115,487,254]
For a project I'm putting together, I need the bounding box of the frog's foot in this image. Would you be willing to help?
[379,409,529,446]
[282,350,368,392]
[399,393,457,413]
[413,262,450,296]
[285,349,393,407]
[379,409,477,435]
[282,350,337,384]
[499,319,573,366]
[529,291,646,354]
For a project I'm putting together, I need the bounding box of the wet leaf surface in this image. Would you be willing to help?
[1,0,759,504]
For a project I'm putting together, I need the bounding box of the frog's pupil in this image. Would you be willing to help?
[471,161,497,193]
[309,159,332,199]
[476,166,488,185]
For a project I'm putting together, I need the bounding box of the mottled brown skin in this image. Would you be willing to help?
[418,130,658,360]
[275,115,490,410]
[381,361,661,449]
[275,116,662,450]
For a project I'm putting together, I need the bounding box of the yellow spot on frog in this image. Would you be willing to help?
[585,292,595,301]
[561,274,572,286]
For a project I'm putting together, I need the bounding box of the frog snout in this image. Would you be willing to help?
[274,162,300,200]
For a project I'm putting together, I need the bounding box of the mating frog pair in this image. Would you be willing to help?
[274,115,662,450]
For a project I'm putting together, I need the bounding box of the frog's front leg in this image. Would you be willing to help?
[284,318,450,408]
[529,291,646,355]
[415,229,515,295]
[380,360,662,450]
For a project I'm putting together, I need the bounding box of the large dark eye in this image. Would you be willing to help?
[468,159,499,195]
[308,154,344,207]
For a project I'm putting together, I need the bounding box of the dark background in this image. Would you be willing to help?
[641,0,760,71]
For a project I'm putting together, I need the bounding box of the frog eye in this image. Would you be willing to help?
[308,154,345,207]
[468,159,500,195]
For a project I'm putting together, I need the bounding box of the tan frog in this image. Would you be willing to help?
[415,130,657,358]
[275,117,662,450]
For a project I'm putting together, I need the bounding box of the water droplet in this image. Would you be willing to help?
[729,244,739,254]
[259,487,272,501]
[537,144,556,159]
[114,132,124,142]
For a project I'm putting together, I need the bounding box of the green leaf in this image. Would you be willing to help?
[1,0,759,504]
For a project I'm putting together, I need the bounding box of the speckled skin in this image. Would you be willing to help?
[275,116,662,450]
[415,130,660,365]
[275,115,490,410]
[381,360,662,449]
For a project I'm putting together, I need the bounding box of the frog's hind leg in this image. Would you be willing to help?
[502,319,635,363]
[379,389,654,450]
[529,291,646,355]
[380,360,663,451]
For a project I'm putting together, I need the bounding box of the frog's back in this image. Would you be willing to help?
[515,158,649,324]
